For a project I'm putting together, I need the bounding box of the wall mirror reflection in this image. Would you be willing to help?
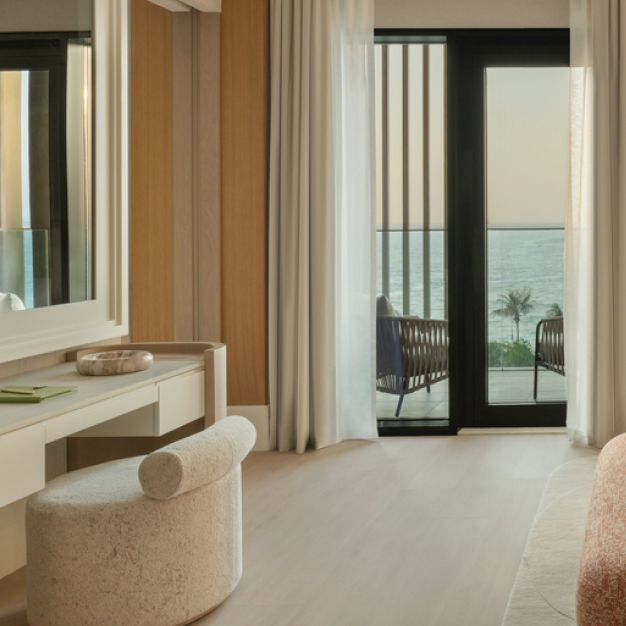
[0,0,93,313]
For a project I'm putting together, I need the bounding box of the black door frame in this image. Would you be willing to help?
[376,29,569,434]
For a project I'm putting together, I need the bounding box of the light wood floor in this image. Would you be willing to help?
[0,434,598,626]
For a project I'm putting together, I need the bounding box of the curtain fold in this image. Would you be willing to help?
[268,0,377,453]
[566,0,626,446]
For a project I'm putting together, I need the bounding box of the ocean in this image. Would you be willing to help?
[376,229,565,347]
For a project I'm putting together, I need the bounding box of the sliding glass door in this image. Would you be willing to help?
[375,30,569,433]
[452,31,569,428]
[485,67,568,407]
[375,39,451,435]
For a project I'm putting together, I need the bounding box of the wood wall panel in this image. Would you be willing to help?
[197,13,222,343]
[130,0,175,343]
[221,0,269,406]
[173,13,195,342]
[171,12,221,345]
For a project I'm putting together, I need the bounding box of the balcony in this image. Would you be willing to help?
[376,228,566,421]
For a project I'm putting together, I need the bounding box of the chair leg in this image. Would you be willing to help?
[533,363,539,401]
[427,374,431,392]
[395,395,405,417]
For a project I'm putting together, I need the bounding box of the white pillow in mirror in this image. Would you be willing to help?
[0,292,26,312]
[0,294,11,314]
[10,293,25,311]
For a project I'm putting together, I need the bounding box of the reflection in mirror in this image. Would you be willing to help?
[0,1,93,313]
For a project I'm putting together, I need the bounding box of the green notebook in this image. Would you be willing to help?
[0,386,78,403]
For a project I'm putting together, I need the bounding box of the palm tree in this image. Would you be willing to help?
[546,303,563,317]
[491,287,535,342]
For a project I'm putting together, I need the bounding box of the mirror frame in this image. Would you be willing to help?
[0,0,129,364]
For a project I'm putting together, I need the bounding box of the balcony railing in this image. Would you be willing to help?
[377,227,565,372]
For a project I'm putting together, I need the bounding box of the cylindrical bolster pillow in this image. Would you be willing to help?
[139,415,256,500]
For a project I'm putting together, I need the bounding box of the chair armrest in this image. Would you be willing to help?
[397,317,449,380]
[397,317,449,339]
[535,316,564,372]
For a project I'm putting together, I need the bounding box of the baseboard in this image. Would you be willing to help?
[458,427,567,436]
[227,405,273,451]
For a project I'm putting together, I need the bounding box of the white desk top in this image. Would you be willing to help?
[0,359,203,437]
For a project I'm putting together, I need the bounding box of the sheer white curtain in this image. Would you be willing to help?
[566,0,626,446]
[268,0,377,453]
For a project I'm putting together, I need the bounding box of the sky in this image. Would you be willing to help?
[486,67,569,229]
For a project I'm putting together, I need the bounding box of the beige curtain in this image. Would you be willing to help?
[268,0,377,453]
[566,0,626,446]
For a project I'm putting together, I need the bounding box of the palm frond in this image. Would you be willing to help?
[490,288,535,319]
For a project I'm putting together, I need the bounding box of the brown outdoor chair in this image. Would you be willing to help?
[534,315,565,400]
[376,295,449,417]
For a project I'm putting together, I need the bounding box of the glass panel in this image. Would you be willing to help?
[408,45,424,230]
[428,45,446,231]
[486,67,569,405]
[374,230,448,321]
[376,43,449,424]
[388,45,404,231]
[375,45,383,231]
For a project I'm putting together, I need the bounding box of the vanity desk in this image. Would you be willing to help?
[0,342,226,510]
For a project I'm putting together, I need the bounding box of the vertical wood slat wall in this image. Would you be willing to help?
[196,13,222,344]
[172,12,195,342]
[130,0,175,343]
[221,0,269,407]
[130,0,269,407]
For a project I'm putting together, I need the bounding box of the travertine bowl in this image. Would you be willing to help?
[76,350,154,376]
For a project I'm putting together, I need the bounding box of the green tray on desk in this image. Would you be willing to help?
[0,386,78,403]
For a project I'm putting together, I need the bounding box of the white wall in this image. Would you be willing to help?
[375,0,569,29]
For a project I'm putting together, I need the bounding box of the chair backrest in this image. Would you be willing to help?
[377,294,398,318]
[376,296,403,392]
[139,415,257,500]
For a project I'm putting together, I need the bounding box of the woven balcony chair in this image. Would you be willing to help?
[533,315,565,400]
[376,295,449,417]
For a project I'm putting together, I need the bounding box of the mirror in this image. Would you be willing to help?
[0,0,93,313]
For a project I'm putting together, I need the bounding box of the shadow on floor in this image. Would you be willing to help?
[0,568,26,626]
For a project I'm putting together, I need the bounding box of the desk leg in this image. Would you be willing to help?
[205,345,227,427]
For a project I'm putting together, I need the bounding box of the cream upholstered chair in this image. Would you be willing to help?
[26,415,256,626]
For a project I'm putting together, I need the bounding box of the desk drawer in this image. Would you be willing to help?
[157,370,205,435]
[45,386,159,443]
[0,424,45,508]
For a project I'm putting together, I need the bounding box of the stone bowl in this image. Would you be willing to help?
[76,350,154,376]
